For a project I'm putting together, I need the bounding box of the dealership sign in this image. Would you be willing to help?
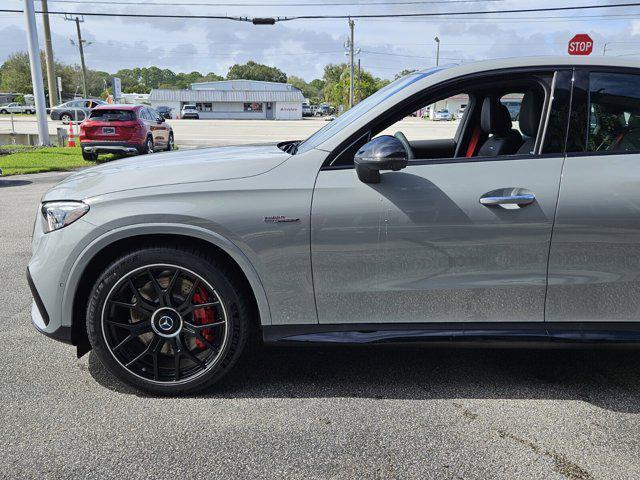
[568,34,593,55]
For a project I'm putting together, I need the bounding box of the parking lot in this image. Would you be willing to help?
[2,169,640,479]
[0,115,463,148]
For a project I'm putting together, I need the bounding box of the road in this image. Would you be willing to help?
[0,115,461,148]
[1,171,640,479]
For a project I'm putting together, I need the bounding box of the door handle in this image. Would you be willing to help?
[480,188,535,208]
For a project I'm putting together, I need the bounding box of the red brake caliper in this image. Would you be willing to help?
[192,286,216,349]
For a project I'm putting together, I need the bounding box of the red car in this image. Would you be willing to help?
[79,105,174,160]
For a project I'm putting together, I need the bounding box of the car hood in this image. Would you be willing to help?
[43,144,290,201]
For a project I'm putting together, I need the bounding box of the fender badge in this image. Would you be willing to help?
[264,215,300,223]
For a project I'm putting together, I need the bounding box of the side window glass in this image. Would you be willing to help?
[500,94,524,135]
[587,72,640,153]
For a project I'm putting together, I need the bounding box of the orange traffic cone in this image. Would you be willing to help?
[68,121,76,147]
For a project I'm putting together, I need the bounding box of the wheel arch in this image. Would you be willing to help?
[68,226,271,356]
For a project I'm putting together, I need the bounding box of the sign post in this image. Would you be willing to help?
[112,77,122,103]
[568,34,594,56]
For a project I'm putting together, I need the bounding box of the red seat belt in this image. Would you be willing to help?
[466,126,481,158]
[613,130,628,149]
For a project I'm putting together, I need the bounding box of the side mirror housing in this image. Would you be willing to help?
[354,135,408,184]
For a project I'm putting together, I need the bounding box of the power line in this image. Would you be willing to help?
[2,2,640,21]
[35,0,511,6]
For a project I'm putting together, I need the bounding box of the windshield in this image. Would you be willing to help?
[297,67,445,153]
[89,109,135,121]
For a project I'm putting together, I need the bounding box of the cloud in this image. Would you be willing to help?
[2,1,640,81]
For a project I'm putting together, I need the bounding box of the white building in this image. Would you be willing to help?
[149,79,304,120]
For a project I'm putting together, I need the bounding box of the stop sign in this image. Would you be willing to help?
[568,34,593,55]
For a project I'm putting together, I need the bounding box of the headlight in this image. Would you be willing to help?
[41,201,89,233]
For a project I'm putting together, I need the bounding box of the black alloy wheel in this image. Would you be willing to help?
[87,247,251,394]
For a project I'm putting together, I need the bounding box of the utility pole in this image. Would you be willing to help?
[66,14,88,98]
[357,58,361,103]
[348,18,355,108]
[23,0,50,145]
[434,36,441,66]
[343,18,360,109]
[41,0,58,107]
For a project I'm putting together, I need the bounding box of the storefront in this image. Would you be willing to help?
[149,80,304,120]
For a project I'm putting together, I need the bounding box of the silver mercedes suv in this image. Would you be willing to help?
[28,57,640,394]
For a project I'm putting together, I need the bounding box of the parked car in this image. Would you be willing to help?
[50,99,106,123]
[302,104,313,117]
[0,102,35,114]
[156,105,173,119]
[316,104,334,116]
[456,107,466,120]
[501,100,522,121]
[181,104,199,119]
[28,56,640,395]
[433,108,453,121]
[79,105,173,160]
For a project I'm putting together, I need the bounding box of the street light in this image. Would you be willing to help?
[434,36,440,67]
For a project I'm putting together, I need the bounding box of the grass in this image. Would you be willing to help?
[0,146,110,176]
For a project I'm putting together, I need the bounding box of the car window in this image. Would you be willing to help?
[587,72,640,153]
[147,108,162,122]
[89,109,135,121]
[378,93,467,140]
[297,67,447,154]
[500,94,524,135]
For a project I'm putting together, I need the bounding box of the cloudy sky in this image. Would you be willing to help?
[1,0,640,81]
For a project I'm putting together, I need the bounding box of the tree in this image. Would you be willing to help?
[395,69,418,80]
[322,63,389,108]
[226,61,286,83]
[287,75,325,103]
[0,52,37,94]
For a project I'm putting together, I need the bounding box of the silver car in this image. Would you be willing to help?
[28,56,640,394]
[50,99,106,123]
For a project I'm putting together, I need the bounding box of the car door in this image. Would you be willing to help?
[311,70,571,325]
[139,108,154,143]
[148,108,168,146]
[546,69,640,323]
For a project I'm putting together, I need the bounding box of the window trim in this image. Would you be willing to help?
[320,66,567,171]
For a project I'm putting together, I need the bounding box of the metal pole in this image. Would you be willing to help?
[603,43,608,56]
[435,36,440,66]
[23,0,50,145]
[75,18,88,98]
[349,18,355,108]
[41,0,58,107]
[357,58,361,103]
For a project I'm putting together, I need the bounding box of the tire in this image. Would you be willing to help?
[165,133,174,151]
[86,246,251,395]
[142,136,154,155]
[82,150,98,161]
[0,109,8,114]
[60,113,72,123]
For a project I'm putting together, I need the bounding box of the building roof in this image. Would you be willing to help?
[149,88,305,103]
[190,79,298,92]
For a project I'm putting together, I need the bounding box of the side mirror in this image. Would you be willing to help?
[354,135,408,184]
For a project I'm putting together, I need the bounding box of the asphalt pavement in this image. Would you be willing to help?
[1,171,640,479]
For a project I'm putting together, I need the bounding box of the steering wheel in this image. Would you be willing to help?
[394,131,415,160]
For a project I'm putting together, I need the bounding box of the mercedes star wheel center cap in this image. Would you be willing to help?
[151,308,182,338]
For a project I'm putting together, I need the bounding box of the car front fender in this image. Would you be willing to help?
[62,222,272,330]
